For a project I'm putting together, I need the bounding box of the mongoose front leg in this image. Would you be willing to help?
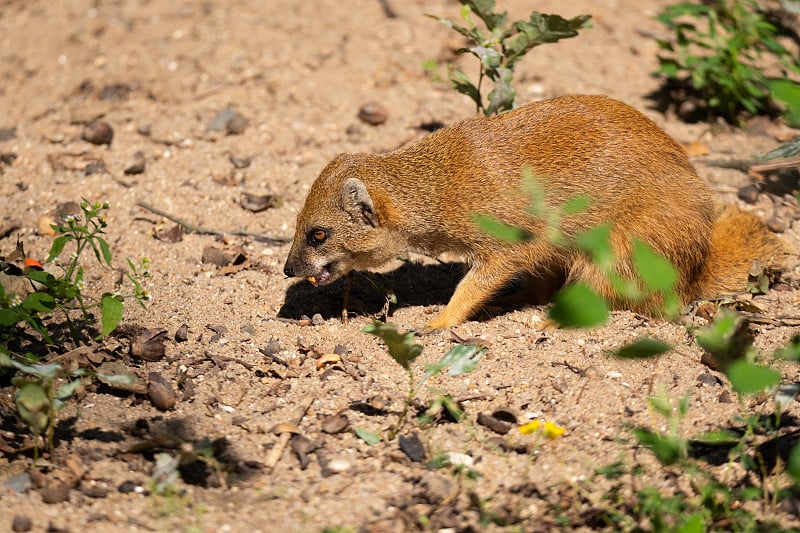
[425,257,519,331]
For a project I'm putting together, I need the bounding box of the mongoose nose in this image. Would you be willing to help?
[283,264,294,277]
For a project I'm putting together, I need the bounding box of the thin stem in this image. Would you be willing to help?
[476,63,486,115]
[389,367,415,440]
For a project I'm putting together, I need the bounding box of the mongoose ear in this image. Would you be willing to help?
[342,178,378,227]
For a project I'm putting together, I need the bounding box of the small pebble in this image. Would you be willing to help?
[321,413,350,434]
[3,472,32,493]
[736,184,760,204]
[226,114,248,135]
[12,515,32,532]
[230,155,251,168]
[124,151,146,175]
[84,160,107,175]
[82,120,114,145]
[147,371,177,410]
[39,483,70,504]
[398,432,426,462]
[324,458,351,474]
[767,216,788,233]
[118,480,137,493]
[357,102,388,125]
[444,452,473,468]
[174,324,189,343]
[0,152,17,165]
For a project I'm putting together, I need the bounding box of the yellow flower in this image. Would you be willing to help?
[542,420,566,439]
[519,420,541,435]
[518,419,565,439]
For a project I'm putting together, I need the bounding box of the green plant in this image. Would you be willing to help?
[429,0,590,115]
[595,310,793,531]
[0,199,151,348]
[362,321,485,440]
[655,0,800,125]
[633,388,691,466]
[0,348,132,460]
[0,199,149,458]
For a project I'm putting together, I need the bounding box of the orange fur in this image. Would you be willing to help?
[283,95,784,329]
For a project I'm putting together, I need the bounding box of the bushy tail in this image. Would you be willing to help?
[693,205,785,299]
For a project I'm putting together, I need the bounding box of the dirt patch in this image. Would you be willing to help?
[1,0,799,531]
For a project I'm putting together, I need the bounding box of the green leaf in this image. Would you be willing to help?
[561,195,590,215]
[96,372,135,385]
[696,309,751,371]
[473,213,531,242]
[766,78,800,128]
[0,308,19,327]
[420,344,485,386]
[760,136,800,160]
[448,68,482,110]
[14,380,50,432]
[363,321,423,370]
[485,66,515,115]
[462,0,506,31]
[615,337,671,359]
[46,235,71,263]
[675,513,705,533]
[575,224,615,271]
[775,335,800,361]
[468,46,501,68]
[548,283,609,328]
[56,379,84,401]
[726,360,781,395]
[98,293,124,339]
[632,427,685,465]
[507,13,590,66]
[96,237,113,266]
[8,359,61,379]
[788,442,800,483]
[439,395,465,422]
[631,240,677,292]
[690,429,741,446]
[25,270,57,286]
[354,428,381,445]
[21,292,56,314]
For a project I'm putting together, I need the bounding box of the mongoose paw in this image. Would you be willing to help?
[417,324,445,336]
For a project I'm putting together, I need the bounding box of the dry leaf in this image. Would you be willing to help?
[316,353,341,370]
[683,140,710,157]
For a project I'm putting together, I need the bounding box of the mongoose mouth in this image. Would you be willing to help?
[307,263,335,287]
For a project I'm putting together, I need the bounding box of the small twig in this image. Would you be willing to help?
[377,0,398,18]
[700,158,755,172]
[264,396,314,473]
[136,201,291,244]
[737,312,800,327]
[750,157,800,174]
[700,156,800,175]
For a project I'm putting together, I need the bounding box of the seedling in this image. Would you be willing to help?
[429,0,590,115]
[363,321,485,440]
[0,348,132,460]
[0,199,151,348]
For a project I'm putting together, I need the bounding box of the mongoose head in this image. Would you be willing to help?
[283,156,405,287]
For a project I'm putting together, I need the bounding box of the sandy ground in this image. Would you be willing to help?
[1,0,800,531]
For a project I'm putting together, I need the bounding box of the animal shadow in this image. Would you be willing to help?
[278,260,560,322]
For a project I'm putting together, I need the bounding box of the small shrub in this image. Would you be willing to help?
[429,0,590,115]
[655,0,800,125]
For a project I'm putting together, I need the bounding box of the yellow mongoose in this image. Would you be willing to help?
[283,95,783,329]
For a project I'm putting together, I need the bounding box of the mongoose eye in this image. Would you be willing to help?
[308,229,328,245]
